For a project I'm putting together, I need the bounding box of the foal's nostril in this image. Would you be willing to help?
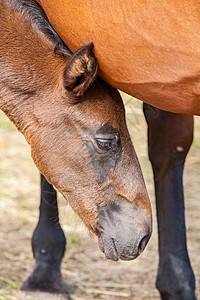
[138,234,149,253]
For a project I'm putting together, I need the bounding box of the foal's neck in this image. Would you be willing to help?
[0,0,69,140]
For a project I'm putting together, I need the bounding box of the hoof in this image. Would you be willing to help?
[21,262,72,299]
[156,254,196,300]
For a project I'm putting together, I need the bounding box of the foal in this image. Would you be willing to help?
[0,0,152,296]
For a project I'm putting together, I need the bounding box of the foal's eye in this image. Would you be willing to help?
[95,138,112,150]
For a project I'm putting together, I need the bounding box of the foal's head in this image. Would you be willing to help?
[0,0,152,261]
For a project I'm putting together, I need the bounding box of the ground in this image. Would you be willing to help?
[0,94,200,300]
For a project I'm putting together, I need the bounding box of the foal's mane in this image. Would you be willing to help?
[7,0,71,58]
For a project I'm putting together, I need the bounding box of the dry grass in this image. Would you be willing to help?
[0,94,200,300]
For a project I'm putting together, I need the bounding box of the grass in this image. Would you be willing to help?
[0,279,19,290]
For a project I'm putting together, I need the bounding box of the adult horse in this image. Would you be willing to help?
[0,1,152,299]
[31,1,199,300]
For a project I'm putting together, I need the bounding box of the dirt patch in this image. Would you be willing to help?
[0,95,200,299]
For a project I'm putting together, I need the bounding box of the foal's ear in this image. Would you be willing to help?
[63,42,98,97]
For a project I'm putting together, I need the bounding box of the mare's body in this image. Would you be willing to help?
[37,0,200,115]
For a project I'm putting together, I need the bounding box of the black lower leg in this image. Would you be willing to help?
[21,174,70,297]
[143,103,196,300]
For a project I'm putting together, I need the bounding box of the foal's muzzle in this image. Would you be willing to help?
[97,200,152,261]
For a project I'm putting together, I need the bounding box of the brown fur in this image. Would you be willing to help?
[0,0,151,233]
[37,0,200,115]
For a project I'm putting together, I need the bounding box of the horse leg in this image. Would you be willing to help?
[21,174,70,297]
[143,104,196,300]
